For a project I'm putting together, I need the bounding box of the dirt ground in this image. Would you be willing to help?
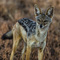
[0,0,60,60]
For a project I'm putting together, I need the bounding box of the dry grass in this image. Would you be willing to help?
[0,0,60,60]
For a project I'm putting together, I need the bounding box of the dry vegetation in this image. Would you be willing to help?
[0,0,60,60]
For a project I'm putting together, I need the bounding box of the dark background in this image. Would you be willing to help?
[0,0,60,60]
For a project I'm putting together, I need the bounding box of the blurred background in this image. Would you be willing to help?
[0,0,60,60]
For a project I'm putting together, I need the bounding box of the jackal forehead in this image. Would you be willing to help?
[40,14,46,18]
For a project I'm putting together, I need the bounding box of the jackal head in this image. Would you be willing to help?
[34,4,53,29]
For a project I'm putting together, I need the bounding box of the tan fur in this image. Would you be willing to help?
[10,22,21,60]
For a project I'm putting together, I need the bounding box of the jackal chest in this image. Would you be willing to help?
[28,34,46,48]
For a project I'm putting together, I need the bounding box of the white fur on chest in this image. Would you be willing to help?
[35,30,47,42]
[30,29,47,48]
[28,31,47,48]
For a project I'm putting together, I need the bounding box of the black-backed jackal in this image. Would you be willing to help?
[2,4,53,60]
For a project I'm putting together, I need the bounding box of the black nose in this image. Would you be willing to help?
[40,24,42,28]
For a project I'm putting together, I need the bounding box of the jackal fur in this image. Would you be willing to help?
[2,4,53,60]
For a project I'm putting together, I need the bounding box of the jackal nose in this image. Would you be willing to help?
[40,24,42,28]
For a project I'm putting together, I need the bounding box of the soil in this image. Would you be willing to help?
[0,0,60,60]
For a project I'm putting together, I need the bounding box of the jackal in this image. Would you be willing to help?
[2,4,53,60]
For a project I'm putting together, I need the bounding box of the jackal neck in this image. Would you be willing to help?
[36,22,40,37]
[36,22,49,38]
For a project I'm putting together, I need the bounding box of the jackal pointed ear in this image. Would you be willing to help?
[46,7,53,18]
[34,4,41,16]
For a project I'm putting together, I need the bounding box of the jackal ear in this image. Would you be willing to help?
[34,4,41,16]
[46,7,53,18]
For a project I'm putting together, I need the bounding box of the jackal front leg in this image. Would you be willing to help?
[38,48,43,60]
[38,40,46,60]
